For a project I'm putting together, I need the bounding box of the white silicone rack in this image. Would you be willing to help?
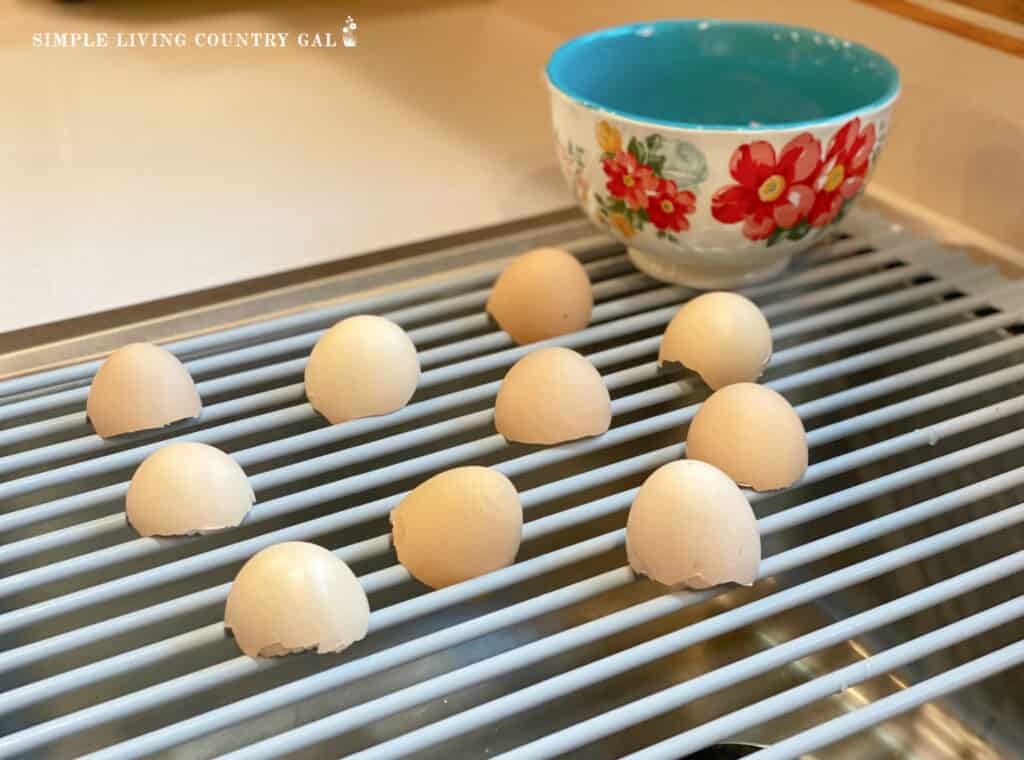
[2,208,1023,759]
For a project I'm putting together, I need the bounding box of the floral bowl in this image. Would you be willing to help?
[547,19,900,288]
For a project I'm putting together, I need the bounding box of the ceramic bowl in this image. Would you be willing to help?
[546,19,900,288]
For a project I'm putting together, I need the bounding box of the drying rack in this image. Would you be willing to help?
[1,207,1023,759]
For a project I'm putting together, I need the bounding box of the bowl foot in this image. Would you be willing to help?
[627,248,790,290]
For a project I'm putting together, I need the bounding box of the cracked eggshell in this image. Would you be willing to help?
[626,460,760,588]
[86,343,201,438]
[391,466,522,589]
[305,315,420,425]
[659,292,772,390]
[494,347,611,445]
[486,247,592,345]
[126,442,254,537]
[224,542,369,658]
[686,383,808,491]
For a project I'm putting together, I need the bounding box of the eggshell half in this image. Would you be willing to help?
[305,315,420,425]
[86,343,201,438]
[659,292,772,390]
[126,442,254,536]
[626,460,761,588]
[686,383,808,491]
[224,542,369,657]
[494,347,611,445]
[391,466,523,589]
[486,247,593,345]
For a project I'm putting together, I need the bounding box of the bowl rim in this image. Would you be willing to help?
[545,18,901,132]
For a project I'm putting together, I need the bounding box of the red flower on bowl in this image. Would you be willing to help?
[809,117,876,227]
[711,133,821,241]
[647,179,696,233]
[603,150,658,210]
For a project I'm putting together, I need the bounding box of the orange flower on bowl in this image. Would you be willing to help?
[596,120,623,154]
[608,212,636,238]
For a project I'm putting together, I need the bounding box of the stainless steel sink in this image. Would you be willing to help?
[1,205,1023,759]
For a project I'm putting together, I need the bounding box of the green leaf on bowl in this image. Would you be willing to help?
[660,140,709,191]
[627,137,648,166]
[645,134,663,153]
[766,227,786,247]
[786,220,811,240]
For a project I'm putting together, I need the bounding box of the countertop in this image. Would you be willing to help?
[2,0,1023,334]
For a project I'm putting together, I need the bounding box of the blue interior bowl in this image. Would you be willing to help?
[546,19,900,130]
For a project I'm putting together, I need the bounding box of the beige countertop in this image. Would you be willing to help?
[2,0,1023,334]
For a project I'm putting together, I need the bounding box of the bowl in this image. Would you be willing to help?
[546,19,900,288]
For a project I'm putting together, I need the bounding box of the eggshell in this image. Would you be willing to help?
[391,466,523,589]
[494,347,611,445]
[659,292,772,390]
[224,542,369,657]
[686,383,808,491]
[86,343,201,438]
[486,247,593,345]
[126,442,254,536]
[305,315,420,425]
[626,460,760,588]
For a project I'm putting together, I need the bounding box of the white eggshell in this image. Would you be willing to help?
[224,542,369,658]
[126,442,254,537]
[659,292,772,390]
[86,343,201,438]
[686,383,808,491]
[486,247,593,345]
[494,347,611,445]
[305,315,420,425]
[391,466,523,589]
[626,460,761,588]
